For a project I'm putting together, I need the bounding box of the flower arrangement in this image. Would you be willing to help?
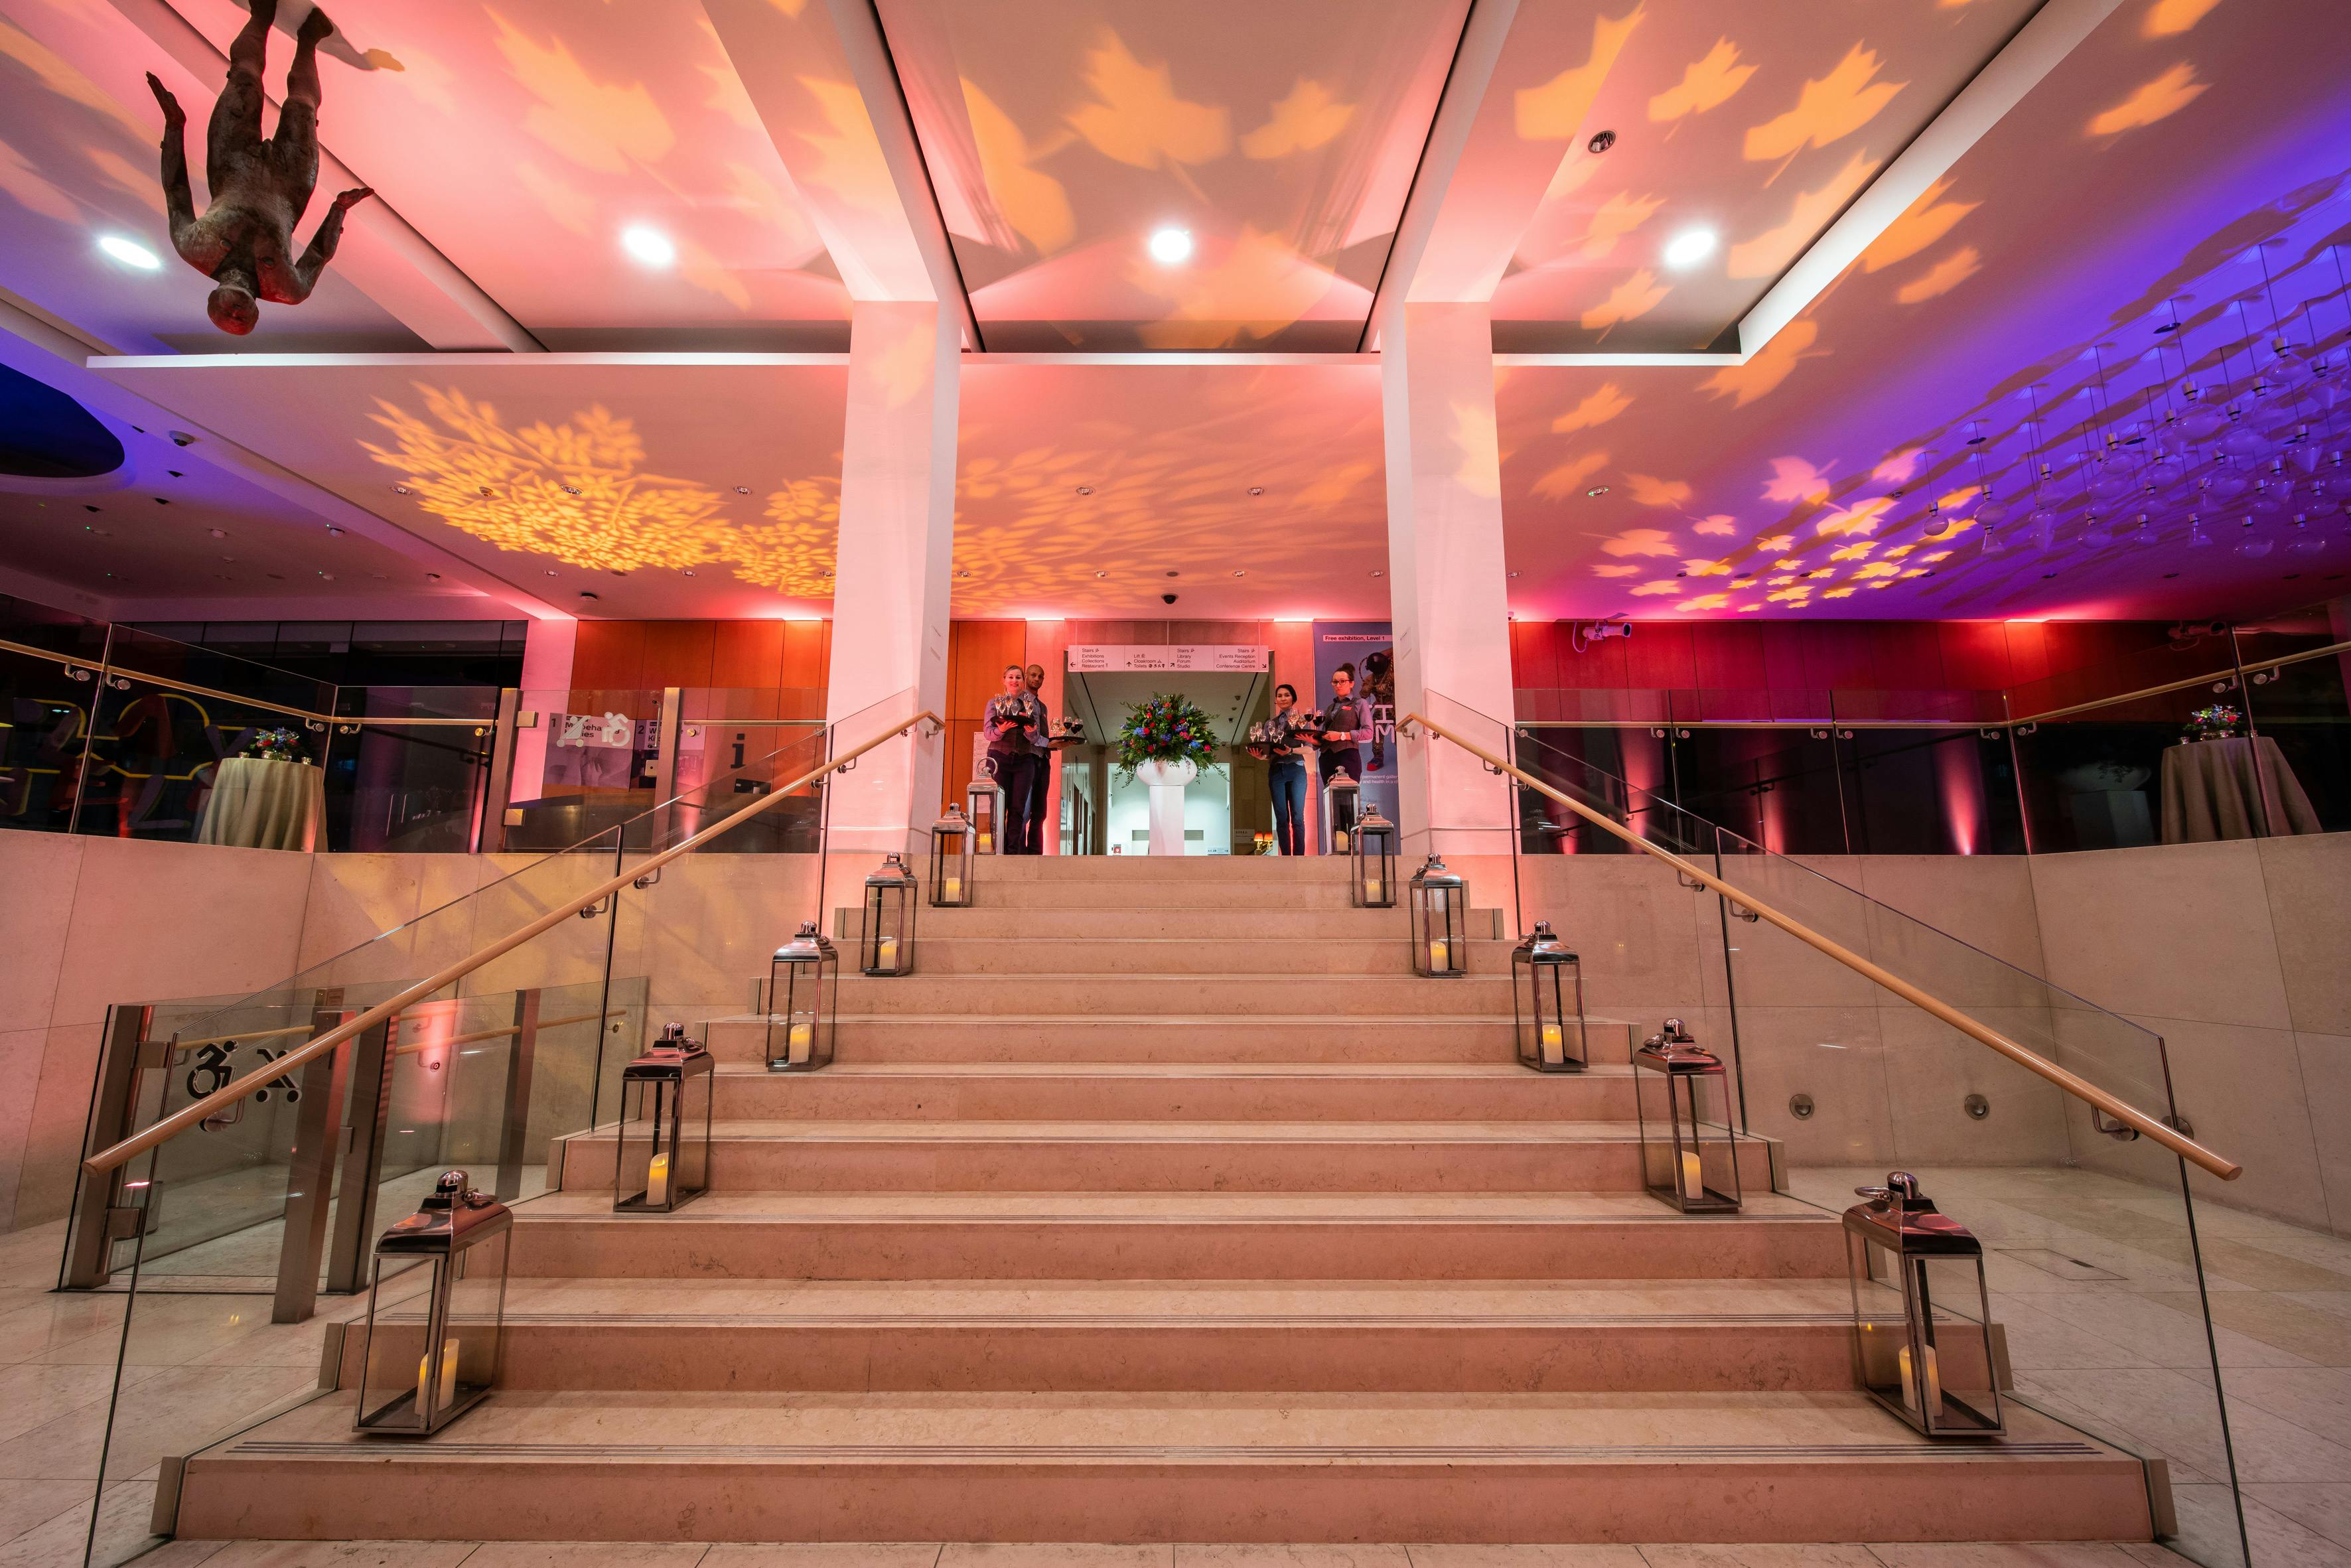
[2183,704,2243,743]
[1114,692,1222,780]
[245,726,311,764]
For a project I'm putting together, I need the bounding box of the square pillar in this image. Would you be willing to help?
[824,299,960,851]
[1381,301,1518,857]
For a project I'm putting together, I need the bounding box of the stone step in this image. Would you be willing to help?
[720,1015,1532,1065]
[834,906,1508,941]
[338,1277,1888,1395]
[555,1119,1778,1195]
[177,1390,2147,1545]
[816,972,1519,1015]
[947,880,1417,911]
[506,1191,1847,1281]
[702,1061,1639,1121]
[818,936,1519,977]
[932,855,1356,881]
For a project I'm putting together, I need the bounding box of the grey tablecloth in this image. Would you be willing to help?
[196,756,326,851]
[2159,736,2322,843]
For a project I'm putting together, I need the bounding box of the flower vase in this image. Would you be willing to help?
[1131,757,1198,856]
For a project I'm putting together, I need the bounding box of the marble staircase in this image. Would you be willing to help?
[171,854,2157,1548]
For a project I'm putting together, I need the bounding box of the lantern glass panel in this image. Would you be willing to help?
[1849,1231,2003,1436]
[1633,1052,1740,1212]
[356,1255,445,1435]
[768,932,838,1071]
[1352,818,1395,908]
[441,1228,510,1411]
[967,780,1003,854]
[1323,774,1359,854]
[1407,862,1466,977]
[862,858,917,974]
[1513,935,1585,1072]
[930,812,975,906]
[354,1176,510,1437]
[614,1056,713,1212]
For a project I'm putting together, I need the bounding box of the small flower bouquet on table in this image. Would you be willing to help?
[1115,692,1222,781]
[2183,704,2243,743]
[245,726,311,764]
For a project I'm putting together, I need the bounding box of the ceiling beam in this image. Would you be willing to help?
[104,0,541,352]
[1736,0,2128,356]
[1359,0,1520,352]
[703,0,979,348]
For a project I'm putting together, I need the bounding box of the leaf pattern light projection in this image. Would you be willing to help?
[362,386,839,596]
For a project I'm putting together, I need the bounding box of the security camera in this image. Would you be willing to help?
[167,430,198,447]
[1161,592,1178,605]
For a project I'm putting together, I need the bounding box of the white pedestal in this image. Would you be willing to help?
[1133,758,1198,856]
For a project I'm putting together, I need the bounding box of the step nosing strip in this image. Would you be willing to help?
[222,1440,2105,1463]
[397,1313,1853,1328]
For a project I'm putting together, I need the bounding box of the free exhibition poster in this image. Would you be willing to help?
[1310,621,1399,827]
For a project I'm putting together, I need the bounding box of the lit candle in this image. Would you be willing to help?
[877,936,898,969]
[1540,1021,1563,1065]
[1365,876,1382,902]
[1680,1149,1704,1201]
[789,1018,813,1064]
[1428,938,1448,971]
[1334,829,1350,853]
[944,875,962,900]
[418,1337,459,1412]
[647,1151,670,1206]
[977,831,992,851]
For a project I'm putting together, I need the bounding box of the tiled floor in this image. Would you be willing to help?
[5,1166,2350,1567]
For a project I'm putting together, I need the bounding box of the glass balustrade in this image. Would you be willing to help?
[65,686,934,1566]
[1413,683,2254,1568]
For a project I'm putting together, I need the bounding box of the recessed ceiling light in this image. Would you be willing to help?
[319,571,335,581]
[1094,570,1109,579]
[425,572,443,581]
[1165,570,1180,577]
[544,569,559,577]
[96,235,160,270]
[1076,484,1094,496]
[1232,570,1246,577]
[561,484,581,496]
[1147,226,1193,265]
[1662,228,1717,270]
[620,225,676,267]
[579,589,601,601]
[734,486,750,495]
[326,524,344,536]
[1587,129,1617,155]
[208,528,227,539]
[956,569,970,579]
[1370,569,1385,578]
[1247,486,1264,497]
[1587,485,1610,498]
[682,569,697,577]
[1508,571,1520,578]
[392,484,412,496]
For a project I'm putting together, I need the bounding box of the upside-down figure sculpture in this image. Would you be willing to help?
[146,0,372,334]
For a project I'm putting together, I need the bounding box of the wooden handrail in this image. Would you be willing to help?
[1403,710,2242,1182]
[84,708,942,1175]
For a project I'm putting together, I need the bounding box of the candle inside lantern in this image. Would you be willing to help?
[943,875,962,900]
[1894,1344,1942,1413]
[1680,1149,1704,1201]
[788,1017,813,1064]
[877,936,898,969]
[646,1151,670,1206]
[417,1337,458,1412]
[1333,829,1350,853]
[1365,876,1382,902]
[1428,938,1448,971]
[977,831,992,851]
[1541,1021,1563,1064]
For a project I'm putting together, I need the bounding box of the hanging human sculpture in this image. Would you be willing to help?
[145,0,373,335]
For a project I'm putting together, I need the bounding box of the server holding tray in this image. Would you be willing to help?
[1247,681,1315,857]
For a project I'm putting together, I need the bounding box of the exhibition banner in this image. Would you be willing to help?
[1311,620,1399,825]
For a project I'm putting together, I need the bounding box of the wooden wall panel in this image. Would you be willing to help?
[638,622,716,690]
[1758,624,1809,693]
[1867,622,1945,691]
[569,621,644,691]
[1689,622,1766,690]
[1620,621,1695,690]
[1938,623,2013,691]
[711,622,785,689]
[1799,623,1877,690]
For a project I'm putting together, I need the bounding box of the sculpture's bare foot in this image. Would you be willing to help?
[146,71,186,127]
[297,5,334,43]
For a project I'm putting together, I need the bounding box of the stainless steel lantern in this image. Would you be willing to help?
[1845,1172,2004,1437]
[930,804,975,907]
[767,922,838,1071]
[967,770,1005,855]
[614,1022,713,1213]
[1408,855,1468,977]
[1632,1019,1741,1212]
[1351,804,1397,908]
[354,1169,510,1437]
[1512,922,1586,1073]
[1322,768,1360,854]
[861,853,918,975]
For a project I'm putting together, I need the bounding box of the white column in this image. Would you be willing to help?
[1380,300,1518,857]
[824,298,960,851]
